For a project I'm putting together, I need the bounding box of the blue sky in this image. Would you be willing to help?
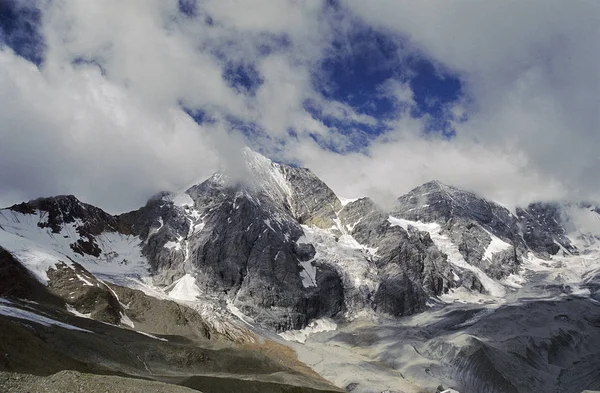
[208,3,465,149]
[0,0,45,65]
[0,0,598,212]
[1,0,462,150]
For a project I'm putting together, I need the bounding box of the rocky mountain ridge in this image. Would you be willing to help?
[2,148,600,393]
[1,149,598,331]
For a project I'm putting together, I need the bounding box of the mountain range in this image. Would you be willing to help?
[1,148,599,393]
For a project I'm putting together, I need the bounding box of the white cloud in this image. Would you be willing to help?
[41,0,250,116]
[377,78,415,113]
[346,0,600,203]
[0,0,598,213]
[0,47,221,212]
[253,54,321,137]
[202,0,322,36]
[286,127,565,213]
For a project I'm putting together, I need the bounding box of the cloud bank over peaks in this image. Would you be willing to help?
[0,0,597,213]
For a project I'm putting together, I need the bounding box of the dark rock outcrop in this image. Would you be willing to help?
[185,175,343,331]
[339,197,454,316]
[47,262,123,325]
[8,195,125,259]
[516,202,577,256]
[0,247,63,306]
[392,181,523,279]
[393,181,522,246]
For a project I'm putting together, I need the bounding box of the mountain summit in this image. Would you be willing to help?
[1,148,600,392]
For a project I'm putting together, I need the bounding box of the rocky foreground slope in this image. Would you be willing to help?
[1,148,600,392]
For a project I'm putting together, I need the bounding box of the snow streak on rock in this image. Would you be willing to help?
[388,216,506,297]
[0,299,93,333]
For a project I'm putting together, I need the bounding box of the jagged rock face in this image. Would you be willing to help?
[374,266,429,316]
[393,181,597,262]
[119,196,189,280]
[393,181,524,280]
[9,195,124,257]
[445,218,521,279]
[394,181,523,246]
[4,150,598,335]
[516,202,576,256]
[123,171,345,331]
[338,198,390,245]
[47,262,123,324]
[0,247,63,306]
[280,166,342,228]
[188,180,343,330]
[192,182,303,297]
[487,248,520,280]
[445,219,488,265]
[9,195,120,235]
[373,228,454,316]
[104,152,350,331]
[340,198,454,316]
[120,195,188,243]
[338,197,382,230]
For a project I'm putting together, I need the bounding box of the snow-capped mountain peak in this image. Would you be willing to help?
[3,151,600,393]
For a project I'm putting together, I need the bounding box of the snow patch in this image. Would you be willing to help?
[193,222,205,234]
[296,235,309,244]
[66,305,92,319]
[172,193,194,207]
[502,273,525,289]
[226,299,252,326]
[0,209,150,284]
[188,209,201,220]
[339,197,359,207]
[483,232,511,261]
[168,274,201,301]
[0,302,93,333]
[452,271,460,282]
[137,331,168,341]
[263,219,276,233]
[76,273,94,287]
[454,307,496,328]
[299,259,317,288]
[120,312,135,328]
[148,217,164,238]
[164,240,182,251]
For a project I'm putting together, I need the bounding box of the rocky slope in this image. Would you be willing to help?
[0,370,202,393]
